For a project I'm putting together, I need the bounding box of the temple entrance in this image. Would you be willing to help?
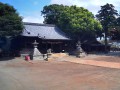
[12,36,70,55]
[41,41,63,53]
[51,43,62,53]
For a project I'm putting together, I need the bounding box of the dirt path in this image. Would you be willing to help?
[57,55,120,69]
[0,56,120,90]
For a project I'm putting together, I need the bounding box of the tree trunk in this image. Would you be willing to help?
[104,27,108,53]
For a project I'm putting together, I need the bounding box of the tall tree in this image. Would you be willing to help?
[57,6,102,40]
[0,2,23,36]
[96,3,118,52]
[116,16,120,25]
[42,4,102,41]
[41,4,65,24]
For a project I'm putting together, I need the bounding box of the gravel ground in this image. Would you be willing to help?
[0,55,120,90]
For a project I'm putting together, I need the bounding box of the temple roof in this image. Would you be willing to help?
[21,22,70,40]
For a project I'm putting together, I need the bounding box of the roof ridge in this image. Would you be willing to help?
[23,22,55,27]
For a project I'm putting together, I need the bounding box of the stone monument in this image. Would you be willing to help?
[31,40,44,60]
[76,41,84,58]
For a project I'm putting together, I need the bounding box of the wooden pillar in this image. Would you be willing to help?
[59,43,62,52]
[25,42,26,48]
[46,42,48,50]
[69,42,71,51]
[51,42,53,52]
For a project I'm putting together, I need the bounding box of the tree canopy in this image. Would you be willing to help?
[41,4,64,24]
[41,4,102,41]
[96,3,118,29]
[96,3,118,52]
[0,2,23,36]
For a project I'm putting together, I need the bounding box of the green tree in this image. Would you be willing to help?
[57,6,102,40]
[116,17,120,26]
[96,3,118,52]
[42,4,102,41]
[41,4,65,24]
[113,17,120,39]
[0,2,23,36]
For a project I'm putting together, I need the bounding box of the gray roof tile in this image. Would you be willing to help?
[22,22,70,40]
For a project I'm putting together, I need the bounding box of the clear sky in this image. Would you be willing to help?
[0,0,120,23]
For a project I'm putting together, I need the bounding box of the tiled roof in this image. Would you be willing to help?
[21,22,70,40]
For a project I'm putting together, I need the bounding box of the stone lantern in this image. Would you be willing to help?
[33,40,38,48]
[76,40,83,58]
[31,40,43,60]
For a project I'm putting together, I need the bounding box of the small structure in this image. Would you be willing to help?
[47,48,52,56]
[76,41,85,58]
[31,40,44,60]
[76,41,82,57]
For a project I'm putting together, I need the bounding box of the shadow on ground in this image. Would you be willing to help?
[0,57,15,61]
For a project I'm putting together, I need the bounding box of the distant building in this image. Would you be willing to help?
[11,22,71,55]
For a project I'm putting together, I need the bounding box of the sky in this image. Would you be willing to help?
[0,0,120,23]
